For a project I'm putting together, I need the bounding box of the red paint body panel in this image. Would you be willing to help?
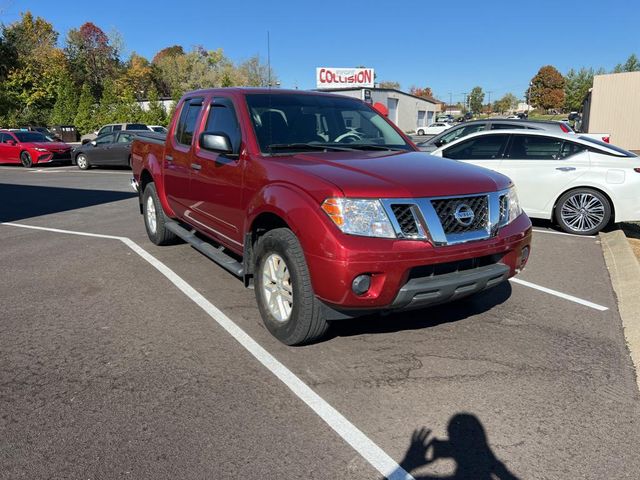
[131,88,532,311]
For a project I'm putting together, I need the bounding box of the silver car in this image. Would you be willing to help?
[417,119,574,152]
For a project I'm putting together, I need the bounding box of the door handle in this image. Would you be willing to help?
[556,167,576,172]
[191,163,201,171]
[165,155,173,162]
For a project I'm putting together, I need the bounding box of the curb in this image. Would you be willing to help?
[600,230,640,392]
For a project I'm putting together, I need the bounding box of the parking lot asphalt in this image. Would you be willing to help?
[1,164,639,479]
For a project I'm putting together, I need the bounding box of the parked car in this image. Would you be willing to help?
[18,126,61,141]
[431,129,640,235]
[416,122,452,136]
[0,129,72,167]
[130,88,532,345]
[80,123,151,144]
[73,130,139,169]
[417,119,574,153]
[148,125,168,134]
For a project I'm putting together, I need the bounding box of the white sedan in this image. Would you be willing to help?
[431,129,640,235]
[416,122,452,136]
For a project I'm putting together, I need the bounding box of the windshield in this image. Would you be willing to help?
[245,93,412,154]
[578,136,637,157]
[13,131,51,142]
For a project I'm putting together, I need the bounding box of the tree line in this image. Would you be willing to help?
[0,11,276,133]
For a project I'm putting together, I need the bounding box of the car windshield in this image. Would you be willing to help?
[13,131,50,142]
[245,93,412,154]
[578,136,637,157]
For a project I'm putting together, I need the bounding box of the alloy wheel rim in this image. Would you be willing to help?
[146,196,157,234]
[21,154,31,167]
[77,155,86,168]
[561,193,605,232]
[262,253,293,322]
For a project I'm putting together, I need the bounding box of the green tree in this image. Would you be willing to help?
[529,65,565,111]
[143,86,167,125]
[96,79,119,125]
[613,53,640,73]
[563,67,605,112]
[378,80,400,89]
[49,74,78,125]
[115,86,143,122]
[494,93,518,114]
[468,86,485,114]
[238,55,275,86]
[409,86,434,98]
[75,83,97,134]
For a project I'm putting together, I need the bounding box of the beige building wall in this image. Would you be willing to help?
[588,72,640,151]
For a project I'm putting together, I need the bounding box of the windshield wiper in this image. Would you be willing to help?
[267,143,354,153]
[337,144,405,151]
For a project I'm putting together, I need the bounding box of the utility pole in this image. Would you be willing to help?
[487,91,493,114]
[448,92,452,114]
[461,92,468,112]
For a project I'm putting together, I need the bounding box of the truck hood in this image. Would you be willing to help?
[276,150,511,198]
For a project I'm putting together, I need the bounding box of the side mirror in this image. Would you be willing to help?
[199,132,233,154]
[434,139,445,147]
[90,140,97,146]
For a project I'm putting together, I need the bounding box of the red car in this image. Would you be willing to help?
[0,129,72,168]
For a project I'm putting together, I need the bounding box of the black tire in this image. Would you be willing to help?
[76,153,90,170]
[417,130,425,135]
[20,151,33,168]
[555,188,611,235]
[142,183,179,245]
[254,228,329,346]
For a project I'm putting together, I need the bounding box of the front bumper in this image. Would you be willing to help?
[307,213,532,313]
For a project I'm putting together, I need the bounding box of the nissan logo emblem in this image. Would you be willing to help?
[454,204,475,226]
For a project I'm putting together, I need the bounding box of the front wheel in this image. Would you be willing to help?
[254,228,329,346]
[555,188,611,235]
[76,153,90,170]
[20,151,33,168]
[417,130,425,135]
[142,183,178,245]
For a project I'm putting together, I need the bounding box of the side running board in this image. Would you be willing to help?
[165,221,244,277]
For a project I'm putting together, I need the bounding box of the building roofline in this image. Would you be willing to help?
[315,87,442,104]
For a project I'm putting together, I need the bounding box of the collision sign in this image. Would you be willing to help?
[316,67,375,89]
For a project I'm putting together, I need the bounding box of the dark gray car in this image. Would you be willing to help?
[417,119,574,152]
[73,131,138,170]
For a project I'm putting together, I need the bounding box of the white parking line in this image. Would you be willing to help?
[532,228,596,239]
[0,221,414,480]
[510,277,608,311]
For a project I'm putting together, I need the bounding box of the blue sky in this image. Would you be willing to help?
[2,0,639,103]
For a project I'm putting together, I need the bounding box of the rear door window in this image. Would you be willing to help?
[95,134,115,145]
[98,126,112,136]
[443,134,509,160]
[507,135,563,160]
[439,123,487,145]
[112,125,122,132]
[175,98,204,146]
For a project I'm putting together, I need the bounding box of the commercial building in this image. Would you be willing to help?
[319,87,442,132]
[582,71,640,152]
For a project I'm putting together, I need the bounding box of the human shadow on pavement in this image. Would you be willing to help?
[390,413,520,480]
[328,281,511,339]
[0,183,136,223]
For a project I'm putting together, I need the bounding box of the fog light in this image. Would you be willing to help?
[352,274,371,296]
[520,246,530,269]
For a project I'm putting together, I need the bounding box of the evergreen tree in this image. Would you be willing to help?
[49,74,78,124]
[96,79,119,125]
[144,86,167,125]
[74,82,96,134]
[115,86,143,122]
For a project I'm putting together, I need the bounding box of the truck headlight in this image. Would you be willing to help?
[321,198,396,238]
[506,186,523,224]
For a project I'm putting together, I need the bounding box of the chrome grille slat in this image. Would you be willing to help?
[390,204,419,237]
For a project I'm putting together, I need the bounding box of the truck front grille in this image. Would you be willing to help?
[431,195,488,234]
[390,204,420,238]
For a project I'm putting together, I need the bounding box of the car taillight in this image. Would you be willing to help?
[602,136,610,143]
[633,168,640,173]
[560,123,570,133]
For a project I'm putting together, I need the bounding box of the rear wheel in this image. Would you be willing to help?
[555,188,611,235]
[20,151,33,168]
[142,183,178,245]
[254,228,329,346]
[76,154,89,170]
[417,129,425,135]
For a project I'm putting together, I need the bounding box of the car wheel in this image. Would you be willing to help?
[417,130,424,135]
[254,228,329,346]
[20,151,33,168]
[76,154,90,170]
[555,188,611,235]
[142,183,178,245]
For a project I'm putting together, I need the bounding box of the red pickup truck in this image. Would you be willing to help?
[131,88,531,345]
